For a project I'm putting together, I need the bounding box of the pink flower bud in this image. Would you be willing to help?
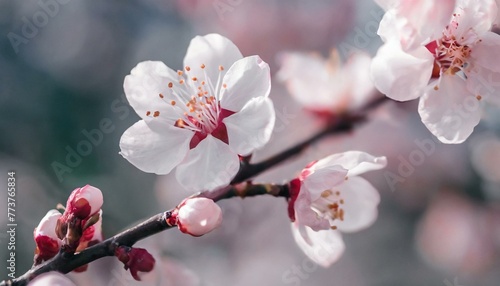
[66,185,103,219]
[177,198,222,237]
[34,210,62,264]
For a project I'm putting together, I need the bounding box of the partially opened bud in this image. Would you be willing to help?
[177,198,222,237]
[34,210,62,264]
[65,185,103,219]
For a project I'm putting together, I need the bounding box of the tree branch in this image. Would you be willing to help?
[2,96,387,286]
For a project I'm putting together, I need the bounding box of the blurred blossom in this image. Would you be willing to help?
[470,133,500,183]
[120,33,274,192]
[173,0,356,70]
[416,191,497,275]
[372,0,500,144]
[277,50,376,115]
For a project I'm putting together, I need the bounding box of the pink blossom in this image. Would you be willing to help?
[372,0,500,143]
[288,151,387,266]
[120,33,274,192]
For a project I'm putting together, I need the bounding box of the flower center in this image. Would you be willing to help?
[426,14,478,78]
[312,189,346,230]
[146,64,234,148]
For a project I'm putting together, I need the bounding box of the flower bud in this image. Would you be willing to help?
[34,210,62,264]
[177,198,222,237]
[65,185,103,219]
[115,246,155,281]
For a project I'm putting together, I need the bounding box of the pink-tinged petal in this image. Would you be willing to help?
[124,61,179,120]
[183,34,243,85]
[418,75,482,144]
[175,135,239,191]
[34,210,61,240]
[303,166,348,200]
[466,66,500,106]
[371,42,434,101]
[291,225,345,267]
[334,177,381,233]
[312,151,387,177]
[454,0,498,37]
[294,192,331,231]
[28,272,76,286]
[398,0,455,50]
[223,97,275,156]
[220,56,271,112]
[119,120,192,174]
[471,32,500,73]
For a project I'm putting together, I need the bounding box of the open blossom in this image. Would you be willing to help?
[288,151,387,266]
[278,50,375,114]
[120,33,275,192]
[371,0,500,144]
[34,210,62,263]
[175,197,222,237]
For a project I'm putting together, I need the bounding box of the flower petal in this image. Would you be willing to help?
[418,75,482,144]
[183,34,243,85]
[291,224,345,268]
[371,41,434,101]
[223,97,275,156]
[124,61,179,120]
[312,151,387,177]
[471,32,500,73]
[303,165,348,200]
[175,135,239,191]
[294,191,331,231]
[334,177,380,233]
[454,0,498,37]
[119,120,192,174]
[220,56,271,112]
[466,66,500,106]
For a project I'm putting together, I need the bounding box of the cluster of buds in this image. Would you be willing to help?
[33,185,104,267]
[167,197,223,237]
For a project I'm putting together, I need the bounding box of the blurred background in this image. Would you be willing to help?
[1,0,500,285]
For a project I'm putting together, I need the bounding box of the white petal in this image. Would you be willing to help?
[223,97,275,156]
[334,177,381,233]
[220,56,271,112]
[303,166,348,200]
[399,0,455,49]
[418,75,482,144]
[471,32,500,73]
[291,224,345,268]
[343,52,377,110]
[175,135,239,192]
[183,34,243,85]
[312,151,388,177]
[294,191,331,231]
[124,61,179,120]
[29,272,76,286]
[454,0,497,37]
[371,42,434,101]
[466,66,500,106]
[119,120,192,174]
